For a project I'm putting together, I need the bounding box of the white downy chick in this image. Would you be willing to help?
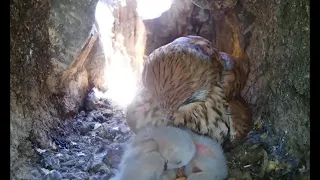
[183,128,228,180]
[111,125,196,180]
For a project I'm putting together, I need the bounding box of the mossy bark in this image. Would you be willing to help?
[241,0,309,160]
[10,0,98,178]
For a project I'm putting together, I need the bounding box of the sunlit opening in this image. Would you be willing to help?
[136,0,173,20]
[104,50,138,107]
[95,1,140,107]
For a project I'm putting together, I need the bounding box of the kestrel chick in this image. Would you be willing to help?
[112,125,196,180]
[184,128,228,180]
[227,95,253,140]
[220,52,250,101]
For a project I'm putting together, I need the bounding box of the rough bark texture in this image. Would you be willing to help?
[10,0,99,178]
[11,1,57,178]
[240,0,310,161]
[48,0,97,66]
[11,0,146,178]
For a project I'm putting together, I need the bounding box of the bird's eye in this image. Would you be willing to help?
[194,44,202,51]
[164,159,168,171]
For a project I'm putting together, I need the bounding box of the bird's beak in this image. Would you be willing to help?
[166,111,175,121]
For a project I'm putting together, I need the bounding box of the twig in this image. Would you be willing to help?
[68,32,99,69]
[60,33,99,87]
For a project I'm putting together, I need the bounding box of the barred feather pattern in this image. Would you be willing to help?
[142,43,224,112]
[126,36,244,145]
[219,52,250,101]
[126,84,234,145]
[127,47,254,146]
[227,95,252,140]
[172,83,234,144]
[125,87,171,134]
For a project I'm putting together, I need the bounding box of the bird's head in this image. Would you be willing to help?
[185,35,215,57]
[219,52,235,71]
[155,128,196,169]
[169,35,214,58]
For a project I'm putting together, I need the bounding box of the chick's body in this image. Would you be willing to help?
[216,51,252,141]
[219,52,250,101]
[227,95,253,140]
[184,128,228,180]
[112,126,196,180]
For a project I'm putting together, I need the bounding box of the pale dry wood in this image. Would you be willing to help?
[60,33,99,88]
